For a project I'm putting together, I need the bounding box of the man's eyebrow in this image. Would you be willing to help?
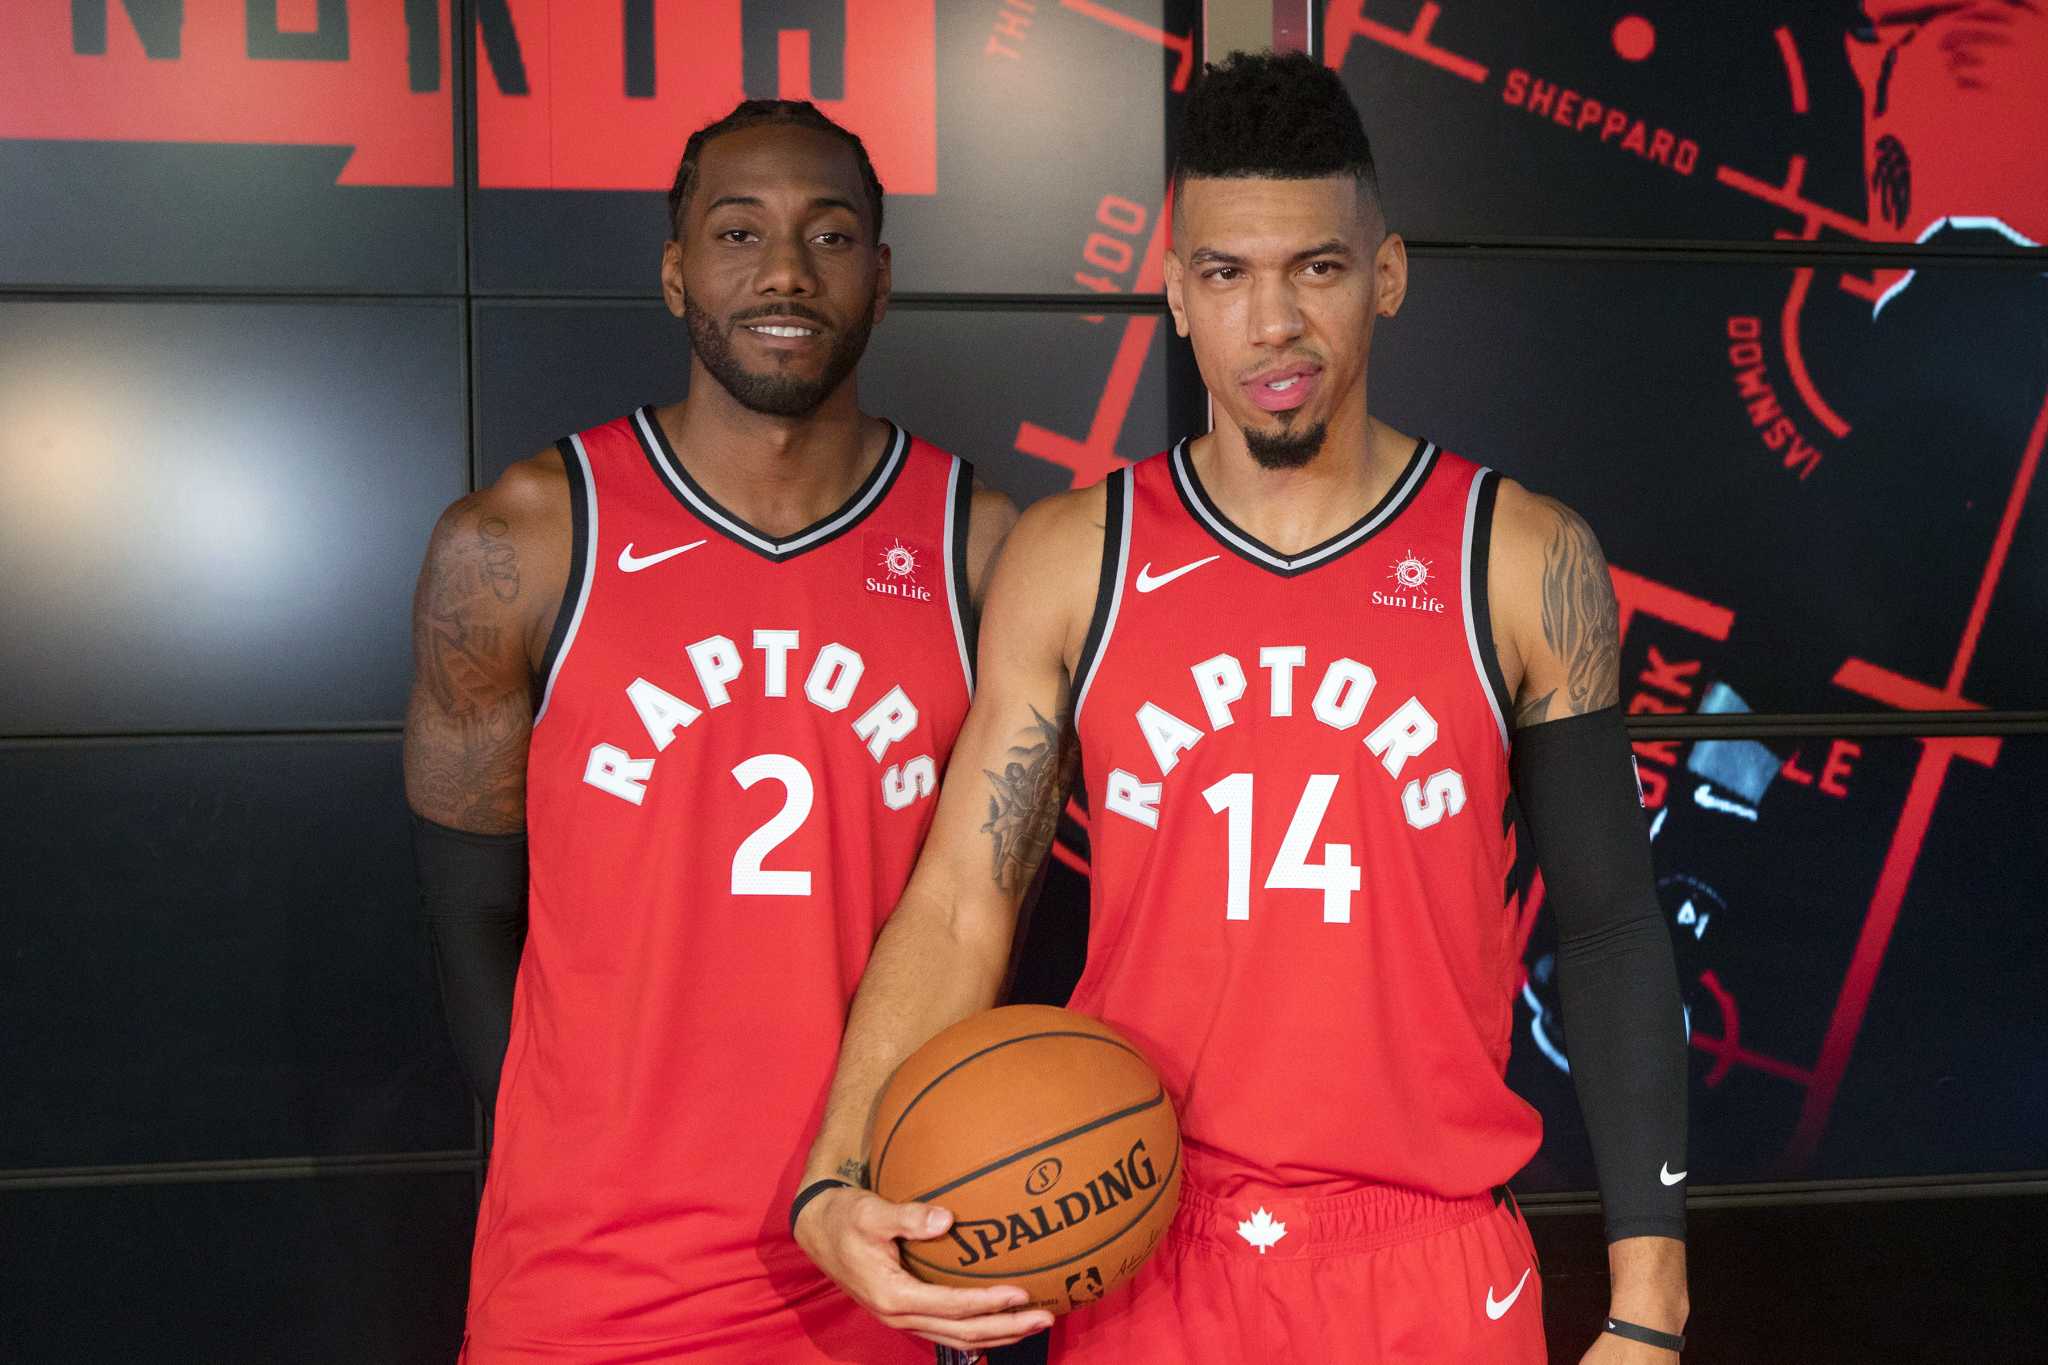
[1290,240,1353,264]
[705,194,764,213]
[809,196,861,217]
[1186,247,1247,267]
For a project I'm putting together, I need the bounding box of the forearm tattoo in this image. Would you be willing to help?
[406,506,531,832]
[836,1157,870,1189]
[1531,504,1621,721]
[980,691,1078,894]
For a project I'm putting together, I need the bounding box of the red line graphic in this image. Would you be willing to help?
[1608,568,1736,643]
[1782,385,2048,1169]
[1949,385,2048,693]
[1693,971,1813,1087]
[1772,26,1809,115]
[1781,266,1853,439]
[1715,161,1873,242]
[1061,0,1196,91]
[1065,796,1093,832]
[1016,189,1174,485]
[1323,1,1489,83]
[1051,839,1092,878]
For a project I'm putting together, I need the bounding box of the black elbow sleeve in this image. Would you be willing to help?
[412,814,529,1113]
[1511,706,1688,1243]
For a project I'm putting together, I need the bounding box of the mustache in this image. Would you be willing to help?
[728,302,833,328]
[1235,352,1325,384]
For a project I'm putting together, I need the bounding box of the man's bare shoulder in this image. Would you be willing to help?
[964,480,1021,606]
[977,481,1112,664]
[1487,475,1621,723]
[1489,475,1599,569]
[1003,481,1110,577]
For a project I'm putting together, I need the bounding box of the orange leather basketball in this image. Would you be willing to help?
[865,1005,1182,1317]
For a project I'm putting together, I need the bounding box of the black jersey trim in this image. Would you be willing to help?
[533,434,597,726]
[1071,467,1133,725]
[944,455,977,694]
[631,405,907,562]
[1463,468,1513,750]
[1170,436,1437,577]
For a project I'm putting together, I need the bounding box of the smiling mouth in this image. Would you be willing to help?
[744,323,820,338]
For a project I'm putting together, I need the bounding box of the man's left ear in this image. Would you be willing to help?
[1374,232,1409,319]
[872,243,892,324]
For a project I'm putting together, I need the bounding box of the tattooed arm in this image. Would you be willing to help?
[403,451,570,829]
[793,484,1102,1352]
[402,451,570,1107]
[1490,482,1691,1354]
[1488,481,1621,728]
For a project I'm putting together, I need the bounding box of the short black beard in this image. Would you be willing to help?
[1244,420,1328,470]
[685,292,876,418]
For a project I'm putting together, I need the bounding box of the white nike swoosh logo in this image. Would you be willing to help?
[1134,555,1219,593]
[617,539,707,573]
[1485,1267,1531,1321]
[1660,1162,1688,1186]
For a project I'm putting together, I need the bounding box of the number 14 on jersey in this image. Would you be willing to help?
[1202,773,1365,923]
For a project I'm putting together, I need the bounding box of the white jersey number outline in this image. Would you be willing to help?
[1201,772,1361,923]
[730,753,815,896]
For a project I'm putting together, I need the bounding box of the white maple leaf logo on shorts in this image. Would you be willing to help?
[1235,1206,1287,1253]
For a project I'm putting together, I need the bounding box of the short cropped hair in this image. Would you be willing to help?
[1172,50,1382,214]
[667,99,886,240]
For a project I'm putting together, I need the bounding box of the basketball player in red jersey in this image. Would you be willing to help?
[794,54,1690,1361]
[403,100,1016,1363]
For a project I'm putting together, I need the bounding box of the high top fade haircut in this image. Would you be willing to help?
[667,99,886,241]
[1172,49,1382,222]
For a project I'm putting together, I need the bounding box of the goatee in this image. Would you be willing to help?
[1244,420,1328,470]
[685,293,876,418]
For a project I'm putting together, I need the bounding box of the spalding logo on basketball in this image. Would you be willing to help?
[865,1004,1183,1316]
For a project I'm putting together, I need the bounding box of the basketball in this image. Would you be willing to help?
[865,1005,1183,1317]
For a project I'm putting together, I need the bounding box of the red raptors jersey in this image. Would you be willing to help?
[465,409,972,1361]
[1069,439,1541,1202]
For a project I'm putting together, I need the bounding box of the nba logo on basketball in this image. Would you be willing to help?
[864,532,936,603]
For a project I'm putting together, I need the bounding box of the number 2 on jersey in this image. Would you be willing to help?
[1201,773,1361,922]
[731,753,813,896]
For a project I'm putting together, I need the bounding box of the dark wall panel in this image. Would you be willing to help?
[0,300,466,735]
[0,1172,472,1365]
[470,0,1197,294]
[474,302,1204,507]
[1325,0,2048,251]
[0,739,469,1170]
[0,5,462,291]
[1512,734,2048,1188]
[1366,259,2048,713]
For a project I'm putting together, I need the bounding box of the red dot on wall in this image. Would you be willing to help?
[1612,15,1656,61]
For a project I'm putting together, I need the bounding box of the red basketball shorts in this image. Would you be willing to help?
[1049,1181,1545,1364]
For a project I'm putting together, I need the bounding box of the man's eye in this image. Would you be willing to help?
[719,229,755,243]
[1207,267,1241,281]
[1303,260,1340,277]
[815,232,850,247]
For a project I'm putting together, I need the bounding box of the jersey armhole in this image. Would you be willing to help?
[1071,466,1133,725]
[943,454,978,695]
[533,434,597,726]
[1462,467,1514,751]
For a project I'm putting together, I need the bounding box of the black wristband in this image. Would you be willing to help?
[789,1177,853,1233]
[1603,1317,1685,1352]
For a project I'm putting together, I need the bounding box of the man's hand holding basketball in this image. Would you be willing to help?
[794,1187,1055,1351]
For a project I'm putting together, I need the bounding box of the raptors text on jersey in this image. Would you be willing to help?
[464,409,970,1362]
[1070,439,1541,1202]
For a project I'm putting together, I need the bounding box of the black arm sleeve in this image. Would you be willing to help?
[411,814,528,1113]
[1510,705,1688,1243]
